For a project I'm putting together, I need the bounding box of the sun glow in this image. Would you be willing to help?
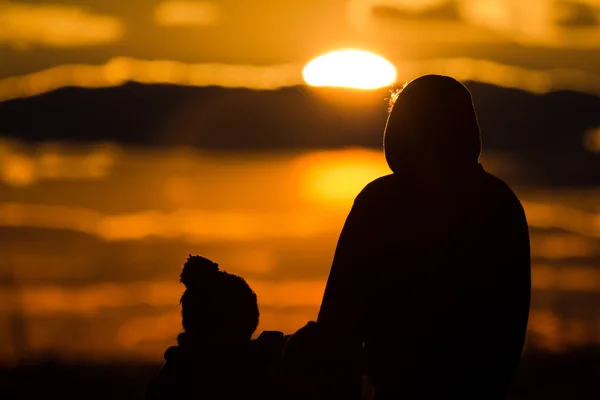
[303,49,396,90]
[296,149,391,205]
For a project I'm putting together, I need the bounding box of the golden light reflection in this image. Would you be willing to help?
[1,270,600,360]
[531,233,600,259]
[528,310,600,352]
[118,313,181,348]
[532,265,600,292]
[0,145,599,361]
[0,264,597,318]
[95,209,328,241]
[0,203,101,232]
[522,201,600,238]
[295,148,390,205]
[162,177,193,206]
[1,153,36,187]
[303,50,397,89]
[0,279,325,316]
[583,127,600,153]
[117,307,317,350]
[0,202,334,241]
[0,147,600,239]
[0,140,118,187]
[527,310,564,352]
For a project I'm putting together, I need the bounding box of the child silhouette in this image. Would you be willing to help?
[146,255,274,399]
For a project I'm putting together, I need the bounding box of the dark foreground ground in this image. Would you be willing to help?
[1,349,599,399]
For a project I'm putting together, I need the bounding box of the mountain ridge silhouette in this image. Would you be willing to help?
[0,82,598,153]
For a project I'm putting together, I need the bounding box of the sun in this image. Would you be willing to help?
[303,49,396,90]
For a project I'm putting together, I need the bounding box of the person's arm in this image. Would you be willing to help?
[318,190,372,339]
[503,194,531,367]
[317,191,373,400]
[485,188,531,385]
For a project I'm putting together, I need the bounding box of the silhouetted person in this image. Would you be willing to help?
[146,255,274,400]
[318,75,531,399]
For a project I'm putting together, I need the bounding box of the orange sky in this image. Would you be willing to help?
[1,0,599,83]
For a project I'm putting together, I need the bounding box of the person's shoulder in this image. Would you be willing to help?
[480,171,526,215]
[164,345,181,360]
[481,172,519,199]
[355,174,396,201]
[481,171,511,190]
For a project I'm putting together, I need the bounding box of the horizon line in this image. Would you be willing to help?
[1,57,599,102]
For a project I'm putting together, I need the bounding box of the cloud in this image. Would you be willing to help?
[371,1,460,22]
[0,57,303,101]
[554,0,599,27]
[347,0,600,48]
[456,0,600,48]
[0,1,124,49]
[154,1,220,27]
[0,202,334,242]
[0,139,118,187]
[347,0,450,30]
[0,56,599,102]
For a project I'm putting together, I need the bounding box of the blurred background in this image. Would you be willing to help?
[0,0,600,398]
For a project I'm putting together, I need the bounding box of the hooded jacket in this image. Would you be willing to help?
[318,75,531,399]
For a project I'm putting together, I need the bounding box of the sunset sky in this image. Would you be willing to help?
[1,1,600,364]
[1,0,600,98]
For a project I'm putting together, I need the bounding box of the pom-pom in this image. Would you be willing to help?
[180,254,220,289]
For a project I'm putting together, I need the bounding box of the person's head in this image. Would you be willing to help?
[384,74,482,175]
[179,255,259,344]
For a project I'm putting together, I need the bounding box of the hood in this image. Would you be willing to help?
[384,75,482,176]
